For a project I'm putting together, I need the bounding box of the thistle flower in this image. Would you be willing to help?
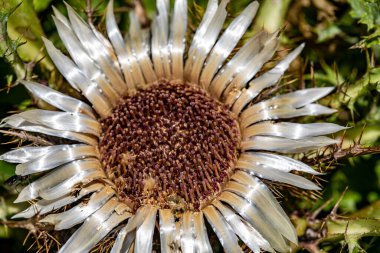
[0,0,346,252]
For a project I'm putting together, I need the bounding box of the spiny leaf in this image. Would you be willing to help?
[328,218,380,239]
[0,1,25,78]
[0,0,53,72]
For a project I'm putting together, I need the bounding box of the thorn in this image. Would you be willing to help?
[330,186,348,220]
[85,0,93,24]
[349,106,355,127]
[357,123,366,145]
[339,127,348,149]
[311,198,332,220]
[310,61,316,88]
[334,62,340,86]
[134,0,150,28]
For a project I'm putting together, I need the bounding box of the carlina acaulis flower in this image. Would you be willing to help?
[0,0,346,252]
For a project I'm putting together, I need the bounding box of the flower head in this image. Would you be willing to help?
[0,0,345,252]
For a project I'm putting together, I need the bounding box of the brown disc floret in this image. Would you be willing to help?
[99,82,240,211]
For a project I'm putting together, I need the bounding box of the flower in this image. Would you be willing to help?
[0,0,346,252]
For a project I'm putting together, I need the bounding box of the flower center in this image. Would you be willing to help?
[99,82,240,212]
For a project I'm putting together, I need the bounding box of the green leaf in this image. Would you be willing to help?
[316,24,342,43]
[0,161,15,184]
[346,234,364,253]
[33,0,54,13]
[348,0,380,31]
[352,30,380,49]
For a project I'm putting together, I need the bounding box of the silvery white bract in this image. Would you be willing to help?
[0,0,346,252]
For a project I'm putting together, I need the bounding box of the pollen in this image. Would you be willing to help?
[99,82,240,211]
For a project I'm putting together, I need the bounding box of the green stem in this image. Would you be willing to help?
[252,0,292,32]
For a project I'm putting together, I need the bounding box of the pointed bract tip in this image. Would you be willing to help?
[51,5,59,13]
[41,36,50,45]
[325,86,336,92]
[107,0,114,11]
[309,184,322,191]
[14,194,27,203]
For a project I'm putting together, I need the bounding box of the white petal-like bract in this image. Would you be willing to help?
[0,1,345,253]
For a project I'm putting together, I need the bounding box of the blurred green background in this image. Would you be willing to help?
[0,0,379,252]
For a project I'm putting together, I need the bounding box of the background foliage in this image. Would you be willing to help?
[0,0,379,252]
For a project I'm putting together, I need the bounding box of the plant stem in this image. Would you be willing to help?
[252,0,292,33]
